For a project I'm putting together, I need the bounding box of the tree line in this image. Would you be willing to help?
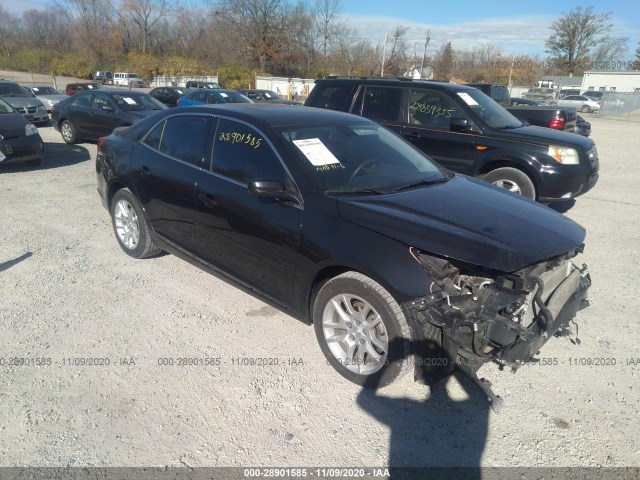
[0,1,637,88]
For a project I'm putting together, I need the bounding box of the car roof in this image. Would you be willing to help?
[173,104,371,127]
[314,76,479,93]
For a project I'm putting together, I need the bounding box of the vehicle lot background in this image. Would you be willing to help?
[1,117,639,468]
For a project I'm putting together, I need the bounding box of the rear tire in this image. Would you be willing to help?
[481,167,536,200]
[581,105,591,113]
[110,189,162,259]
[313,272,412,388]
[60,120,77,144]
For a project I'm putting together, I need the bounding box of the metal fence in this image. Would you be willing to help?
[599,92,640,121]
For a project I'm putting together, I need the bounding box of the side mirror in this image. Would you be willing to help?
[248,180,299,204]
[102,105,115,112]
[248,180,285,197]
[450,118,470,133]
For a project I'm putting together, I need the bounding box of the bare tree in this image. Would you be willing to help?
[0,5,17,60]
[589,36,629,67]
[119,0,170,53]
[313,0,342,75]
[545,6,612,76]
[433,42,454,81]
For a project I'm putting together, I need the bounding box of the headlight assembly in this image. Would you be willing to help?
[548,146,579,165]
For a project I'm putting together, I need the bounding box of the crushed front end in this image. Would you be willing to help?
[402,247,590,392]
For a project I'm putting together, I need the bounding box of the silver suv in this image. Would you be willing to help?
[0,80,48,124]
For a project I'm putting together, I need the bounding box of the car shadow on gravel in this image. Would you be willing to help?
[547,199,576,214]
[0,252,33,273]
[0,142,90,173]
[357,338,488,480]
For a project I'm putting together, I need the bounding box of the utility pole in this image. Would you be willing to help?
[381,32,388,76]
[420,30,430,79]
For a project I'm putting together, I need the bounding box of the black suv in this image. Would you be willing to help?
[305,77,599,202]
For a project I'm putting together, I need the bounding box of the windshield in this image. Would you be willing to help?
[111,93,166,111]
[208,91,252,104]
[279,123,447,193]
[458,89,523,129]
[0,97,15,113]
[0,83,30,97]
[32,86,63,95]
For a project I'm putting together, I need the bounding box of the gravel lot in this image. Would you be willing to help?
[1,112,639,472]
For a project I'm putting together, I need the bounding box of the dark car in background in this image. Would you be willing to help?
[305,77,599,202]
[51,89,166,144]
[0,80,48,125]
[65,82,102,96]
[575,115,591,137]
[237,89,302,105]
[0,97,44,165]
[149,86,191,107]
[96,104,590,406]
[93,71,114,85]
[466,83,510,106]
[177,89,252,107]
[185,80,220,90]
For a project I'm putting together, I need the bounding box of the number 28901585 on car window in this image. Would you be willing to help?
[96,104,590,410]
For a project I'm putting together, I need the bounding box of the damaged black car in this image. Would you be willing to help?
[96,105,590,409]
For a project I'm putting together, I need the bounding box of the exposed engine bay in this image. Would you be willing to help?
[402,246,591,412]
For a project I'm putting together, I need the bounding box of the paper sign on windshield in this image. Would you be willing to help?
[293,138,340,166]
[123,97,137,105]
[219,92,229,98]
[457,92,479,106]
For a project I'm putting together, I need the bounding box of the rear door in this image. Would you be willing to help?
[66,92,93,137]
[130,114,210,251]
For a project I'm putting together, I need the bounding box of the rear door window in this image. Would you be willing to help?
[142,115,209,166]
[353,86,403,123]
[312,85,356,111]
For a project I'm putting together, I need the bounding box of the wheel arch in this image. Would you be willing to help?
[475,159,538,190]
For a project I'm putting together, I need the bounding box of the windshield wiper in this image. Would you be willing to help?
[391,177,448,192]
[324,188,384,195]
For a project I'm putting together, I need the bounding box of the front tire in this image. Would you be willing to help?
[482,167,536,200]
[110,189,162,259]
[60,120,77,144]
[313,272,412,388]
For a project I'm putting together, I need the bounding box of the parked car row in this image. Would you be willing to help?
[3,75,595,409]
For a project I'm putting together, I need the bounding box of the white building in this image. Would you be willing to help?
[581,71,640,93]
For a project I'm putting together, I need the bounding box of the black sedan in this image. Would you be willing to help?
[51,89,166,144]
[0,97,44,165]
[149,86,192,107]
[96,105,590,402]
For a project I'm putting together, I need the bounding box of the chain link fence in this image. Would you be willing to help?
[599,92,640,121]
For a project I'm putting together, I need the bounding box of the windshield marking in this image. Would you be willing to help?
[293,138,341,167]
[457,92,479,106]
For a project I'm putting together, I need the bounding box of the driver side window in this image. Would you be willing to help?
[409,89,459,129]
[212,119,286,185]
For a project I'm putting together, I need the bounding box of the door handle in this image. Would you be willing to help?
[402,131,421,140]
[139,166,150,178]
[197,193,217,208]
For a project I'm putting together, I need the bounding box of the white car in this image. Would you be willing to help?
[26,86,68,112]
[556,95,601,113]
[113,72,146,87]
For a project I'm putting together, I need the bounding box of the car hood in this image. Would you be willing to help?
[336,175,586,272]
[1,96,43,108]
[490,124,594,150]
[0,113,28,136]
[38,94,68,102]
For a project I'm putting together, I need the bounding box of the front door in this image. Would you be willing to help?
[193,117,303,304]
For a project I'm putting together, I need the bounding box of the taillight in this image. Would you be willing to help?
[97,137,107,152]
[549,117,565,129]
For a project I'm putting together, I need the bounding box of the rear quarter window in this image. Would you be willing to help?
[311,85,356,111]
